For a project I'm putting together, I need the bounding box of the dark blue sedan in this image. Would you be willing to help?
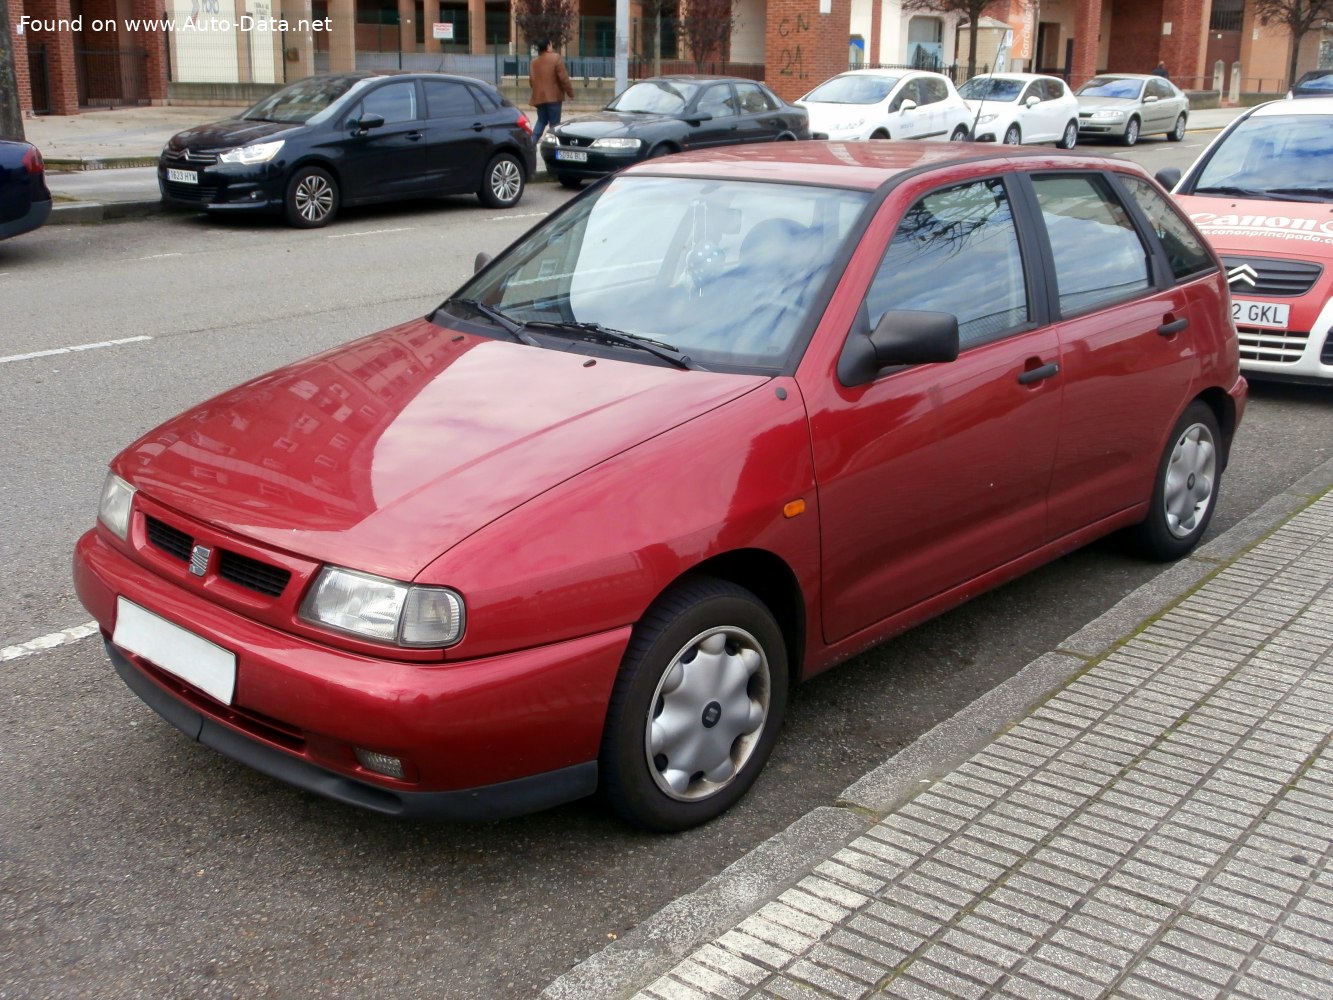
[0,138,52,241]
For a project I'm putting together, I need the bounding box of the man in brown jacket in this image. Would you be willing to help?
[529,38,575,143]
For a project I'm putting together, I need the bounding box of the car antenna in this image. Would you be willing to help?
[970,63,996,140]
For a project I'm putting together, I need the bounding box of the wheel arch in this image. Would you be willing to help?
[1196,386,1239,470]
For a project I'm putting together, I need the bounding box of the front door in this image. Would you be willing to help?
[336,80,429,202]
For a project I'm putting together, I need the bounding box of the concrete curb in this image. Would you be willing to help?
[541,452,1333,1000]
[46,156,160,172]
[50,199,167,224]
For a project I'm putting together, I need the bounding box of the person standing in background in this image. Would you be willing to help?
[530,38,575,143]
[1153,61,1170,78]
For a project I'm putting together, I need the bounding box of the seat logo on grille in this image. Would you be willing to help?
[1227,264,1258,288]
[189,544,211,577]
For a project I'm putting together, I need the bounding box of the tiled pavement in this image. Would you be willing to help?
[547,473,1333,1000]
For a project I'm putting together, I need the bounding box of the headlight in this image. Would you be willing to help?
[590,137,642,149]
[976,113,998,124]
[1092,110,1126,121]
[541,131,559,145]
[98,471,136,541]
[218,140,285,164]
[300,566,465,648]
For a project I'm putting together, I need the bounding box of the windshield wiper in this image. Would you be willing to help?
[526,320,696,370]
[445,297,542,347]
[1192,185,1274,199]
[1264,186,1333,202]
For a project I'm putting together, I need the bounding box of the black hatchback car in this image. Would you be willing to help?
[159,72,537,228]
[541,75,809,187]
[0,138,52,241]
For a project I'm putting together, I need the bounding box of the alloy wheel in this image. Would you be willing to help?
[1163,421,1217,538]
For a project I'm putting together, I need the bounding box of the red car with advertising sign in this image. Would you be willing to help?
[75,142,1246,830]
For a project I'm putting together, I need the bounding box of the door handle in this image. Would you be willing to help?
[1017,362,1060,385]
[471,123,486,132]
[1158,317,1188,336]
[406,131,423,141]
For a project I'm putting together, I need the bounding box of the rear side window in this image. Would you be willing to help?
[1032,174,1152,315]
[424,79,480,118]
[1119,176,1214,281]
[866,178,1029,348]
[736,82,778,113]
[921,78,949,105]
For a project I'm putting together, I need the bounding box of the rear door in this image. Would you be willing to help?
[804,174,1063,643]
[420,78,492,193]
[733,82,788,142]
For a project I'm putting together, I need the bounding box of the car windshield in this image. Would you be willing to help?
[1192,114,1333,201]
[444,176,870,372]
[241,76,360,123]
[802,74,900,105]
[607,80,702,114]
[959,78,1024,102]
[1293,72,1333,94]
[1076,77,1143,100]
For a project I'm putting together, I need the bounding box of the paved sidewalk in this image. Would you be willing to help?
[545,459,1333,1000]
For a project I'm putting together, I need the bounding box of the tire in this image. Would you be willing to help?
[1057,120,1078,149]
[949,125,970,141]
[1130,401,1222,561]
[284,166,338,228]
[1003,123,1022,145]
[1168,113,1187,142]
[556,175,582,190]
[647,143,674,159]
[477,152,524,209]
[599,576,789,831]
[871,129,889,140]
[1120,117,1141,147]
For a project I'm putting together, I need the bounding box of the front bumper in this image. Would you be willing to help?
[74,528,630,819]
[1077,118,1127,136]
[1237,295,1333,384]
[158,160,285,213]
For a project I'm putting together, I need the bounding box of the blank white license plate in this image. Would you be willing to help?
[167,168,198,184]
[113,597,236,705]
[1231,299,1289,328]
[556,149,588,162]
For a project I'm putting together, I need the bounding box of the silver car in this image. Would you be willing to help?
[1075,74,1189,146]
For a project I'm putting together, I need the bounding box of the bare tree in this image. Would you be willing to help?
[901,0,1004,79]
[0,0,26,139]
[1253,0,1333,88]
[677,0,736,72]
[513,0,577,52]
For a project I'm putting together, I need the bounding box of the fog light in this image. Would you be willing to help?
[354,748,405,779]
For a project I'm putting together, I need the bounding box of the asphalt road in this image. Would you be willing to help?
[2,138,1331,1000]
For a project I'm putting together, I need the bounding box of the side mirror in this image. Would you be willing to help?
[685,112,714,125]
[837,310,960,387]
[474,251,492,273]
[1144,95,1159,103]
[353,113,386,133]
[1155,167,1182,191]
[897,99,918,113]
[1025,95,1040,108]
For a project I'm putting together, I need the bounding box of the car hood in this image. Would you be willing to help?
[116,317,763,581]
[555,111,675,139]
[168,118,301,150]
[1076,95,1137,112]
[1175,193,1333,255]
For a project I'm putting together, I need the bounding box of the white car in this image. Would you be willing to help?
[959,73,1080,148]
[796,69,973,142]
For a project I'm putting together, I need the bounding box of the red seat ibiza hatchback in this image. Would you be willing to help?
[75,142,1245,831]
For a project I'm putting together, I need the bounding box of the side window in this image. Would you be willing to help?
[468,84,500,112]
[1148,79,1170,100]
[1044,80,1067,101]
[864,178,1029,348]
[1032,173,1152,314]
[890,80,917,111]
[1021,83,1041,104]
[1120,176,1215,281]
[921,78,948,105]
[423,79,479,118]
[736,82,777,113]
[697,85,737,118]
[358,81,418,124]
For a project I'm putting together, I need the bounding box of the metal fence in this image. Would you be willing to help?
[27,44,51,114]
[76,48,150,106]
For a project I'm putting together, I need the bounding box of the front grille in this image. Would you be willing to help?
[218,550,291,598]
[1221,255,1323,297]
[1238,327,1310,364]
[146,516,193,561]
[1321,332,1333,365]
[162,147,220,166]
[161,180,219,204]
[559,135,594,148]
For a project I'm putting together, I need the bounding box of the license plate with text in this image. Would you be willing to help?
[1231,299,1289,329]
[167,168,198,184]
[556,149,588,162]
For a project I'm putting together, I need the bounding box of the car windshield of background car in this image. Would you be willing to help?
[1193,115,1333,201]
[1293,71,1333,96]
[1077,78,1142,100]
[959,78,1024,102]
[608,81,702,114]
[803,75,900,105]
[449,176,869,372]
[241,77,359,124]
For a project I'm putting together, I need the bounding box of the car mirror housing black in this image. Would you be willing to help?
[354,113,386,133]
[474,251,492,273]
[685,113,714,125]
[1155,167,1182,191]
[837,310,960,387]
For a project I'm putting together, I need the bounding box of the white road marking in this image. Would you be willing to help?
[2,622,100,662]
[0,335,153,366]
[137,252,184,260]
[487,212,547,222]
[326,227,415,239]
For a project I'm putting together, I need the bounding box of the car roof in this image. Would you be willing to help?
[1087,73,1153,80]
[620,140,1141,191]
[835,68,940,78]
[1249,96,1333,116]
[967,72,1060,82]
[637,75,767,85]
